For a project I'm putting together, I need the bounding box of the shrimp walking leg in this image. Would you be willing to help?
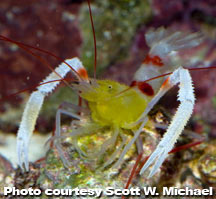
[113,117,148,168]
[135,135,144,155]
[96,127,119,158]
[54,108,81,167]
[102,132,127,168]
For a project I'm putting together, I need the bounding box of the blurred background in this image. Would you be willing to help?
[0,0,216,193]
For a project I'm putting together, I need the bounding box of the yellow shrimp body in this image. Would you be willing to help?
[80,80,150,129]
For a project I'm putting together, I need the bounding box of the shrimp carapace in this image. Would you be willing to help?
[78,79,151,128]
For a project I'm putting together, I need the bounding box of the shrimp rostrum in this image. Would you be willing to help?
[17,27,204,178]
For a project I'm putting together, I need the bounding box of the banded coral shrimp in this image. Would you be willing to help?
[0,0,215,194]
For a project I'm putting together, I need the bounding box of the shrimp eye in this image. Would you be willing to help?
[108,85,112,89]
